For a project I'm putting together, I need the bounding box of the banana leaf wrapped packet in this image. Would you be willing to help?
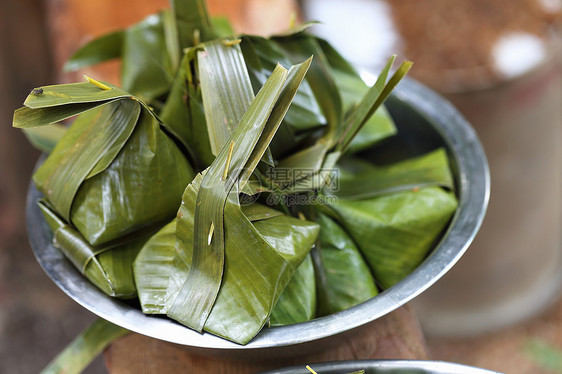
[13,0,461,346]
[13,82,195,298]
[133,47,322,344]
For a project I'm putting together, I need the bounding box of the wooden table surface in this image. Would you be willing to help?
[104,305,428,373]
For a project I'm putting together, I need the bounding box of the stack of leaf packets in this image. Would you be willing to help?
[14,0,458,345]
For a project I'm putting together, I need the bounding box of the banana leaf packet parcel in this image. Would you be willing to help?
[14,0,458,346]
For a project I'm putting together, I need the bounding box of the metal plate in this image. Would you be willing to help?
[26,77,489,356]
[260,359,502,374]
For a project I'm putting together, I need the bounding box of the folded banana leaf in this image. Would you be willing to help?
[240,35,326,133]
[134,202,284,314]
[64,0,219,104]
[38,200,150,298]
[69,105,192,245]
[15,81,195,246]
[262,55,411,194]
[135,58,321,344]
[120,12,176,102]
[134,174,320,344]
[22,123,67,153]
[14,81,195,299]
[329,186,458,289]
[323,148,457,288]
[315,37,397,153]
[159,50,214,167]
[334,148,455,200]
[313,213,378,317]
[166,58,306,334]
[274,33,343,142]
[274,33,399,153]
[269,253,316,326]
[64,12,176,103]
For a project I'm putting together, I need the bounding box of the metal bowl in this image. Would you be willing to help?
[26,77,489,357]
[260,360,502,374]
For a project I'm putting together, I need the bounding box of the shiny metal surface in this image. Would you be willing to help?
[260,360,502,374]
[26,77,490,355]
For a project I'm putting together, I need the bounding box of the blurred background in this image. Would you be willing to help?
[0,0,560,373]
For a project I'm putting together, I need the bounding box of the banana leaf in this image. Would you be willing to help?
[15,81,194,247]
[134,220,178,313]
[269,254,316,326]
[39,200,151,298]
[41,318,128,374]
[134,202,283,314]
[170,175,319,344]
[197,40,272,166]
[329,187,458,289]
[274,33,343,142]
[63,30,124,72]
[316,37,397,153]
[121,12,176,102]
[70,107,193,245]
[135,59,320,344]
[32,100,141,223]
[263,57,410,194]
[211,16,235,38]
[134,202,279,309]
[334,148,455,199]
[160,50,214,167]
[22,123,67,153]
[171,0,216,50]
[134,173,319,344]
[17,81,131,113]
[313,214,377,317]
[167,60,312,334]
[333,56,412,154]
[64,12,176,103]
[240,35,326,133]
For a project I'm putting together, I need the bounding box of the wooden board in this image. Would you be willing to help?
[104,305,428,373]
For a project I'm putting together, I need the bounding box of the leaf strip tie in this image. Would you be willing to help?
[208,222,215,246]
[193,29,201,45]
[222,39,241,46]
[222,141,235,181]
[83,75,111,90]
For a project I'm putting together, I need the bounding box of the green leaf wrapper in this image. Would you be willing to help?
[269,254,316,326]
[329,187,458,288]
[313,214,378,316]
[134,174,319,344]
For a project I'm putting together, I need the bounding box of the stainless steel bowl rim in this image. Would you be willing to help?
[259,359,502,374]
[26,76,490,350]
